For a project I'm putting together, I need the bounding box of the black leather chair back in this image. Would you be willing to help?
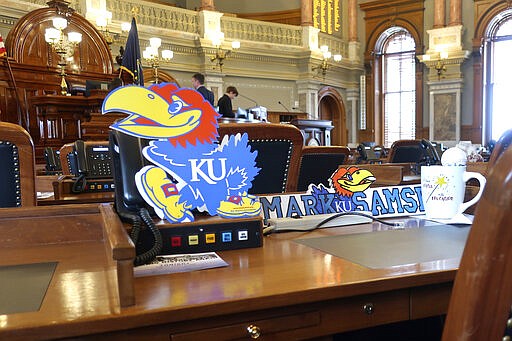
[218,123,303,194]
[0,142,21,207]
[297,146,350,191]
[0,122,36,207]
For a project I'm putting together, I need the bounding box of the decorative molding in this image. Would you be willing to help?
[221,16,302,47]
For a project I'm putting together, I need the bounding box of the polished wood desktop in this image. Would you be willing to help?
[0,205,459,341]
[36,191,115,206]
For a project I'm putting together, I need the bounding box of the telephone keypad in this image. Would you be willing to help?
[88,149,113,177]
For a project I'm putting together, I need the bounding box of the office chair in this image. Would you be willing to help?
[218,122,303,194]
[356,144,381,164]
[297,146,350,191]
[0,122,36,207]
[442,146,512,341]
[387,139,440,165]
[59,142,75,175]
[488,128,512,167]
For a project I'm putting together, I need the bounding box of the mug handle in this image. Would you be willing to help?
[457,171,487,215]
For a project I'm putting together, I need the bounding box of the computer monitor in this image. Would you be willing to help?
[236,107,248,119]
[85,80,111,97]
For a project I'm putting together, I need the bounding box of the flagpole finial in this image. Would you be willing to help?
[131,7,139,17]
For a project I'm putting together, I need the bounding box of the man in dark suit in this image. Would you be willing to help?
[191,73,215,106]
[217,86,238,118]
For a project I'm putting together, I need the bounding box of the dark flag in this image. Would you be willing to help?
[120,17,144,85]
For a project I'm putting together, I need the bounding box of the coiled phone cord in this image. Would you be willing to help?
[127,208,163,266]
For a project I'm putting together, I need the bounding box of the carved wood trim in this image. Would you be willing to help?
[6,5,113,74]
[143,69,180,86]
[1,1,116,163]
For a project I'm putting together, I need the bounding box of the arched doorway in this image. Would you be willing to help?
[318,86,346,146]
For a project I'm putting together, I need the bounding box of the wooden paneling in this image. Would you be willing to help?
[237,9,301,26]
[1,0,115,164]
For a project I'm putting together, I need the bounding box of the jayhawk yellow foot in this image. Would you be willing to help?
[136,165,193,223]
[216,193,261,218]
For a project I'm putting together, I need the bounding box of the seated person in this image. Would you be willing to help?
[217,86,238,118]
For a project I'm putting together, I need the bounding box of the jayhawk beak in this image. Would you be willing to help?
[338,168,376,193]
[102,85,202,139]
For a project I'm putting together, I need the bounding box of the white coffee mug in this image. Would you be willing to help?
[421,165,486,219]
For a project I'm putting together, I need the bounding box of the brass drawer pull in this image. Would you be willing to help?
[246,324,261,339]
[363,303,374,315]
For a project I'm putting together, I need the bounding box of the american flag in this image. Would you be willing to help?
[0,34,6,57]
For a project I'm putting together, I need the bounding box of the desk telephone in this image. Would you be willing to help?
[43,147,62,175]
[69,140,113,193]
[109,131,162,265]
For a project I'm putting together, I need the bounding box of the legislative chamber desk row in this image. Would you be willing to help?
[0,203,461,340]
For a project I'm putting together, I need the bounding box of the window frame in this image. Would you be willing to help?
[482,9,512,142]
[377,28,417,148]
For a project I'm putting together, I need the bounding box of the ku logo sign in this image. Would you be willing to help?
[189,158,228,183]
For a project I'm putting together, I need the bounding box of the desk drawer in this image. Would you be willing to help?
[410,282,453,319]
[170,310,320,341]
[170,290,409,340]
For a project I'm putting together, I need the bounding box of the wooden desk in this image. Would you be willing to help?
[341,163,421,186]
[37,191,115,206]
[30,95,106,162]
[0,214,458,340]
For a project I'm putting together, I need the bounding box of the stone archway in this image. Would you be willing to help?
[318,86,347,146]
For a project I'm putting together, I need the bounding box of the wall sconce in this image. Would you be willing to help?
[45,17,82,95]
[435,51,449,80]
[423,51,448,80]
[312,45,342,78]
[210,32,240,72]
[143,37,173,84]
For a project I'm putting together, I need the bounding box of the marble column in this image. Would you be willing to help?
[346,88,360,144]
[301,0,313,26]
[200,0,215,11]
[348,0,357,42]
[433,0,445,28]
[449,0,462,26]
[347,0,360,62]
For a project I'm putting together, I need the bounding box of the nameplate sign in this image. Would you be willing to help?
[259,184,424,220]
[259,166,424,220]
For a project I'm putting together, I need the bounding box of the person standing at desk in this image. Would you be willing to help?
[191,73,215,106]
[217,86,238,118]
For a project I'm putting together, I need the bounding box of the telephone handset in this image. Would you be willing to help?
[70,140,113,193]
[420,139,441,165]
[109,130,162,265]
[356,144,379,164]
[44,147,62,175]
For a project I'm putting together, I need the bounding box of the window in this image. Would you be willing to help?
[379,29,416,147]
[484,11,512,141]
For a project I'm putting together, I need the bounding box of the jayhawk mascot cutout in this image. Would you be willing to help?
[103,82,261,223]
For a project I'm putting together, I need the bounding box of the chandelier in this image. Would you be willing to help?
[143,37,174,84]
[45,17,82,95]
